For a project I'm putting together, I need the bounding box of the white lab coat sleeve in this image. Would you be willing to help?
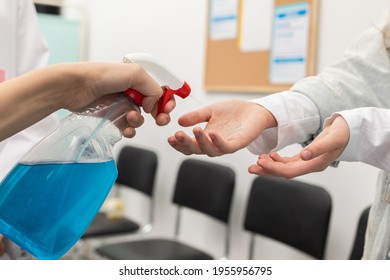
[247,91,320,155]
[0,0,59,180]
[325,107,390,172]
[16,0,50,74]
[291,26,390,130]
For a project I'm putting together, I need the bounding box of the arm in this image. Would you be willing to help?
[248,25,390,177]
[168,90,320,157]
[248,91,320,154]
[336,107,390,169]
[292,26,390,131]
[253,107,390,178]
[0,62,169,141]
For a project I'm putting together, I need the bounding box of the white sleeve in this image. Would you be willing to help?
[0,0,58,180]
[325,107,390,172]
[247,91,320,155]
[16,0,49,74]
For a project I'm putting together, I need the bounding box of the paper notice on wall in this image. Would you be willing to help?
[240,0,274,52]
[209,0,239,40]
[270,3,310,84]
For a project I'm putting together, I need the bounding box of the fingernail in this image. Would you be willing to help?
[301,150,312,160]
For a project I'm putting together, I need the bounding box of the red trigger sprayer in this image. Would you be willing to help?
[122,53,191,114]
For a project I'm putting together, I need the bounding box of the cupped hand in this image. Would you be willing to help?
[249,115,350,178]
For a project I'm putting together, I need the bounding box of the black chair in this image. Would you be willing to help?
[82,145,158,239]
[244,176,332,259]
[95,158,235,260]
[349,206,370,260]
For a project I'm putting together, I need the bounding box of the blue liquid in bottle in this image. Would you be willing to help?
[0,93,140,259]
[0,161,117,260]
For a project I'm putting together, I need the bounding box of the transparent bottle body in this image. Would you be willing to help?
[0,94,139,259]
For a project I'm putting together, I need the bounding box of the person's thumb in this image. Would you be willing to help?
[300,135,340,161]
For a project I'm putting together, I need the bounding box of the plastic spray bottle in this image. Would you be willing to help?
[0,53,190,259]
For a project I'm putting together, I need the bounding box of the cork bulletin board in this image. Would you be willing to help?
[204,0,319,93]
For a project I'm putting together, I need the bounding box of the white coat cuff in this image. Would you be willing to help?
[323,111,360,162]
[247,91,320,155]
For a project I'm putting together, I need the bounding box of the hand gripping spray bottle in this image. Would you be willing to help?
[0,53,190,260]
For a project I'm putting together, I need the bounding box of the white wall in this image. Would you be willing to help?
[79,0,388,259]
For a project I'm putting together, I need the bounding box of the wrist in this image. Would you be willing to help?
[257,104,278,129]
[49,63,87,110]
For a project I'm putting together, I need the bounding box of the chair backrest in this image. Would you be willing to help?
[172,158,235,258]
[244,176,332,259]
[172,158,235,223]
[349,206,370,260]
[116,145,158,197]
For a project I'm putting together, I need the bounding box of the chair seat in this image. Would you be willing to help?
[82,213,140,238]
[96,239,214,260]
